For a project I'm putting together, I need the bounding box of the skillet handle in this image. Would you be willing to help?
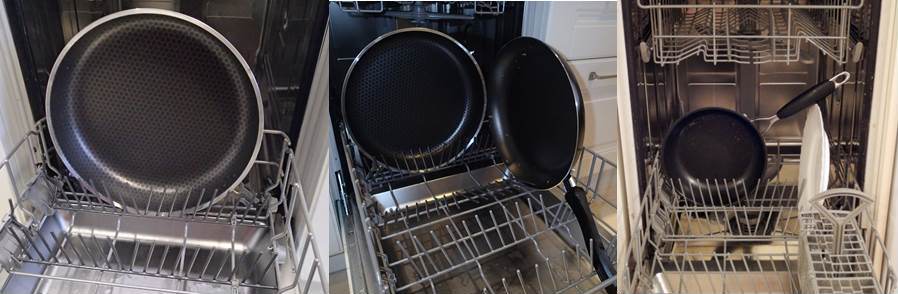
[776,72,850,119]
[564,186,616,291]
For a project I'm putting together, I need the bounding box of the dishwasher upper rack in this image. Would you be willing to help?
[4,119,291,225]
[341,121,618,293]
[636,0,864,65]
[350,119,499,195]
[338,1,506,16]
[0,119,326,293]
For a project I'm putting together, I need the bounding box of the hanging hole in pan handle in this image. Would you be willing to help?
[809,188,872,255]
[775,71,851,120]
[829,71,851,88]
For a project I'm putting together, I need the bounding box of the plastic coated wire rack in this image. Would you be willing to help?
[340,127,617,294]
[799,189,896,294]
[622,155,895,294]
[359,120,499,194]
[338,1,506,15]
[637,0,863,65]
[0,119,326,294]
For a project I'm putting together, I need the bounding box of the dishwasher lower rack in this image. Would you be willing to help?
[339,142,617,293]
[622,165,896,294]
[0,120,326,294]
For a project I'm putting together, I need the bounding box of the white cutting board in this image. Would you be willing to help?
[798,105,829,210]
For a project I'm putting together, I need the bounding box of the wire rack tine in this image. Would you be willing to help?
[0,122,322,292]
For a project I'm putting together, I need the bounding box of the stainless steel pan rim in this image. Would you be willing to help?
[44,8,264,214]
[550,43,585,187]
[492,37,585,189]
[340,27,488,174]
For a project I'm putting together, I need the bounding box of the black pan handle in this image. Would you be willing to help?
[564,185,616,292]
[776,72,850,119]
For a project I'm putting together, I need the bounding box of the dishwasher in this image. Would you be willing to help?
[329,2,618,293]
[0,1,329,293]
[618,0,898,293]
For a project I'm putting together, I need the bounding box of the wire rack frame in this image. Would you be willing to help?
[337,1,507,15]
[623,164,803,294]
[799,189,896,294]
[656,177,802,242]
[637,0,864,65]
[343,124,619,293]
[0,120,327,294]
[623,159,896,294]
[353,119,500,194]
[1,119,296,225]
[375,180,610,293]
[474,2,506,15]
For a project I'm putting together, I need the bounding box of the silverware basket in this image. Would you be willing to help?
[637,0,864,64]
[0,120,326,294]
[799,189,896,294]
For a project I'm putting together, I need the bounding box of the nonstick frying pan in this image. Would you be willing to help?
[341,28,486,172]
[490,37,615,290]
[662,72,850,206]
[46,9,262,212]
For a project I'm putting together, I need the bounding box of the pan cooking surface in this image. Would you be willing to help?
[47,12,261,211]
[342,29,485,171]
[662,109,766,202]
[675,114,758,179]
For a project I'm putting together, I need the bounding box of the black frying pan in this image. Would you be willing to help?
[46,9,262,212]
[662,72,850,206]
[490,37,615,290]
[341,28,486,172]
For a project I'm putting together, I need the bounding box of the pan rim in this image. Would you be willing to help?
[660,107,767,202]
[44,8,264,213]
[340,27,488,174]
[491,36,585,190]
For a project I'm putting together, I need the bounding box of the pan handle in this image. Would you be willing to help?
[776,72,850,120]
[564,184,616,290]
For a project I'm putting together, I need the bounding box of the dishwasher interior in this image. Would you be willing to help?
[620,0,895,293]
[0,0,328,293]
[329,2,618,293]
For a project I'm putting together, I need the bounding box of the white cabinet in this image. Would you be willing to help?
[523,1,617,60]
[569,58,617,148]
[523,1,618,149]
